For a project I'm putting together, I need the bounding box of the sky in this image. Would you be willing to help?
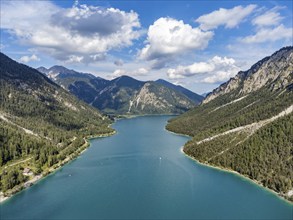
[1,0,292,94]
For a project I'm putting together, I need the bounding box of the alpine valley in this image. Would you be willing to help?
[1,1,293,218]
[167,46,293,201]
[37,66,203,115]
[0,52,202,200]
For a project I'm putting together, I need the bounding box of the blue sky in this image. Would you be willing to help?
[1,0,292,94]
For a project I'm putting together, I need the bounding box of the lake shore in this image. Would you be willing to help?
[164,122,293,204]
[113,113,180,121]
[179,147,293,205]
[0,130,116,204]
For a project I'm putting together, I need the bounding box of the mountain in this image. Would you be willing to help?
[91,76,198,115]
[203,46,293,104]
[0,53,113,195]
[38,67,202,115]
[156,79,204,104]
[166,46,293,201]
[37,65,97,88]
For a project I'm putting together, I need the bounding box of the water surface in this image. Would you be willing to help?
[1,116,292,219]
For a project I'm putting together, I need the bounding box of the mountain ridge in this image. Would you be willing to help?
[37,67,203,115]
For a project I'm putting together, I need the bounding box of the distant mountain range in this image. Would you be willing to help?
[0,52,113,194]
[167,46,293,201]
[37,66,203,115]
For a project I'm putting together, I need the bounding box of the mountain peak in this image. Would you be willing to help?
[37,65,96,81]
[111,75,144,88]
[113,75,138,81]
[48,65,76,75]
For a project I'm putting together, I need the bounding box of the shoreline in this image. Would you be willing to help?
[179,147,293,205]
[0,130,116,204]
[164,128,192,138]
[112,113,180,121]
[164,126,293,204]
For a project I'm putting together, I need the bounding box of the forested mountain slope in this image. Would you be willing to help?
[38,67,202,115]
[166,46,293,201]
[93,77,197,115]
[0,53,113,194]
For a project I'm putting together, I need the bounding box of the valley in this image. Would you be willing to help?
[1,0,292,218]
[0,47,292,204]
[0,53,202,201]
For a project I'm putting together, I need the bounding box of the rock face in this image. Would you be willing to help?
[203,46,293,104]
[128,82,195,114]
[37,67,203,115]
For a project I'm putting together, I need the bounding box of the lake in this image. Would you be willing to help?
[1,116,292,219]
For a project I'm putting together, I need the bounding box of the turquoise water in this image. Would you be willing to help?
[1,116,292,219]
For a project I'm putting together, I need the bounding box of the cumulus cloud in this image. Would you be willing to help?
[19,54,40,63]
[196,5,257,31]
[64,55,84,63]
[241,24,292,44]
[1,1,141,63]
[139,17,213,68]
[110,67,149,79]
[167,56,241,83]
[252,7,283,27]
[239,7,292,44]
[111,69,127,78]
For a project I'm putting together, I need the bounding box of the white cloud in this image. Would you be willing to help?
[239,7,292,44]
[19,54,40,63]
[167,56,241,83]
[110,67,149,79]
[252,7,283,27]
[196,5,257,31]
[201,71,235,84]
[111,69,127,78]
[241,24,292,44]
[137,67,148,75]
[65,55,84,63]
[1,1,141,63]
[139,17,213,68]
[167,62,214,79]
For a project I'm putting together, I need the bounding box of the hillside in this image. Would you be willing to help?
[0,53,113,196]
[166,46,293,201]
[92,77,197,115]
[37,67,202,115]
